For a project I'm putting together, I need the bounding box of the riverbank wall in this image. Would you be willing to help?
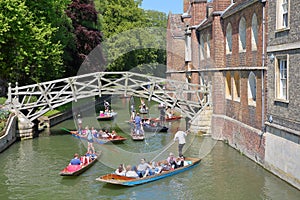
[211,114,300,190]
[0,114,17,153]
[39,110,73,129]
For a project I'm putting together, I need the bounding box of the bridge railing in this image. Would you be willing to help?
[7,71,210,124]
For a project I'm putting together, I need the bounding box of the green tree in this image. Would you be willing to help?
[95,0,167,76]
[25,0,75,76]
[0,0,66,85]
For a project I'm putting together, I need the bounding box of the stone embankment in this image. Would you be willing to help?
[0,114,17,153]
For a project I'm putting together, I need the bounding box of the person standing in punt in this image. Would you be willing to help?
[159,107,166,126]
[104,100,110,112]
[173,128,188,157]
[85,126,95,153]
[134,113,142,135]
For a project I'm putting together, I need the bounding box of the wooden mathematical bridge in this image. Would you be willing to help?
[7,71,211,128]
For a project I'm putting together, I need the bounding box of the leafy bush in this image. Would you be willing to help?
[0,97,7,105]
[0,109,10,133]
[0,110,10,120]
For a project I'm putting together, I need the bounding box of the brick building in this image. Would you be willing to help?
[167,0,300,189]
[265,0,300,189]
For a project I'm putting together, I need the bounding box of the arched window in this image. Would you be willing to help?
[239,17,246,51]
[226,23,232,54]
[233,72,240,100]
[225,72,232,99]
[251,14,258,50]
[248,71,256,105]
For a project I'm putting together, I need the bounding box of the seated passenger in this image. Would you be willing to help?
[110,130,117,138]
[167,152,178,169]
[100,129,109,138]
[160,160,171,171]
[125,165,139,178]
[85,150,96,162]
[115,164,126,176]
[91,127,98,138]
[176,156,185,168]
[152,161,163,174]
[99,111,105,117]
[137,158,152,178]
[69,153,81,165]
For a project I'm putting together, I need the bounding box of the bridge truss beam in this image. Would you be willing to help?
[7,72,210,124]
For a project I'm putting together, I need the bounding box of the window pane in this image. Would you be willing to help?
[279,59,288,100]
[283,14,288,27]
[282,3,288,13]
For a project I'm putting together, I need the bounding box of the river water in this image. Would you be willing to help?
[0,97,299,200]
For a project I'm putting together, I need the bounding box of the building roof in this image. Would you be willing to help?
[221,0,259,19]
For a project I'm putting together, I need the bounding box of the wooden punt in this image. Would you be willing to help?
[70,131,127,144]
[59,153,99,176]
[96,112,117,121]
[95,157,201,186]
[142,124,168,133]
[131,133,145,141]
[165,116,182,121]
[139,108,148,114]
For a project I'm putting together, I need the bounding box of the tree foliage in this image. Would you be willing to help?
[0,0,70,84]
[0,0,168,88]
[95,0,168,76]
[66,0,103,75]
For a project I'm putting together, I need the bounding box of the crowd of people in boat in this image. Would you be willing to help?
[114,152,191,178]
[78,125,118,140]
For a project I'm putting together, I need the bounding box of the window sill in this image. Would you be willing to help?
[274,99,289,104]
[248,100,256,106]
[275,27,290,33]
[233,97,240,102]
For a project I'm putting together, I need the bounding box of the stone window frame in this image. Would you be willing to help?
[248,71,257,106]
[275,54,289,102]
[239,17,247,52]
[251,13,258,51]
[225,72,232,99]
[276,0,290,31]
[226,23,233,54]
[233,71,241,101]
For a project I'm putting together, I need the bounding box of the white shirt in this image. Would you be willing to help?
[174,131,187,144]
[115,169,126,176]
[126,170,139,178]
